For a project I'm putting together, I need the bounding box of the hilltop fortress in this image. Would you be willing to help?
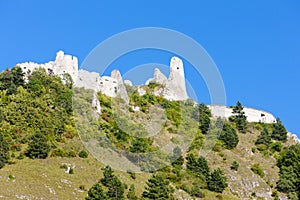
[15,50,299,142]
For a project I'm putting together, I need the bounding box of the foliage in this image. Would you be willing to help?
[271,118,288,141]
[230,101,247,133]
[198,103,211,134]
[86,183,107,200]
[219,123,239,149]
[171,146,184,168]
[0,133,9,168]
[78,150,88,158]
[142,173,174,199]
[251,164,264,178]
[207,168,228,193]
[26,133,50,159]
[230,161,239,171]
[127,184,138,200]
[186,154,210,180]
[255,128,272,150]
[276,144,300,197]
[0,66,25,95]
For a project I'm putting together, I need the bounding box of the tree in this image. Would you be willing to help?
[0,66,24,95]
[106,175,125,200]
[0,133,9,168]
[276,144,300,197]
[142,173,174,199]
[219,123,239,149]
[26,133,50,159]
[101,165,115,187]
[198,103,211,134]
[186,154,210,180]
[207,168,228,193]
[86,183,107,200]
[171,146,184,167]
[255,127,272,148]
[230,101,247,133]
[127,184,138,200]
[271,118,287,141]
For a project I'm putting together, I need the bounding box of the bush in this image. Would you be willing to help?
[69,168,74,174]
[230,161,239,171]
[79,150,88,158]
[251,164,264,178]
[0,133,9,168]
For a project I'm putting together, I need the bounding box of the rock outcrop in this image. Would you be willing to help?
[145,56,188,101]
[145,68,167,85]
[111,70,129,104]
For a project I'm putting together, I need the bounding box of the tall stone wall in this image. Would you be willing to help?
[208,105,277,124]
[18,50,78,83]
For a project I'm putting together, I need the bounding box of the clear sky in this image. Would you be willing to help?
[0,1,299,136]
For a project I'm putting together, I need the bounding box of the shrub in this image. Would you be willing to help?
[231,161,239,171]
[69,168,74,174]
[79,150,88,158]
[251,164,264,178]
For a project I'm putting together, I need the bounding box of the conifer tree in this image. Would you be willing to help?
[230,101,248,133]
[0,133,9,169]
[198,103,212,134]
[271,118,288,141]
[207,168,228,193]
[86,183,107,200]
[142,173,173,199]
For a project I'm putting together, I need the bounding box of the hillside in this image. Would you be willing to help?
[0,55,299,200]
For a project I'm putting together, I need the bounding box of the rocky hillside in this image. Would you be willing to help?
[0,52,299,200]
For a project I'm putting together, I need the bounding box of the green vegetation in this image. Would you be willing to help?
[276,144,300,198]
[207,168,228,193]
[251,164,265,178]
[230,161,239,171]
[142,173,174,199]
[26,133,50,159]
[271,118,288,141]
[219,122,239,149]
[198,103,212,134]
[230,101,248,133]
[0,133,9,168]
[0,65,299,199]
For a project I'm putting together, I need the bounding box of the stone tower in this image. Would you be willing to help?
[163,57,188,101]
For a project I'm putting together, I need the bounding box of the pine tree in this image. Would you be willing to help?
[106,175,125,200]
[142,173,174,199]
[219,123,239,149]
[186,153,198,173]
[26,133,50,159]
[198,103,212,134]
[230,101,248,133]
[186,154,210,180]
[271,118,287,141]
[86,183,107,200]
[255,127,272,148]
[207,168,228,193]
[101,165,115,187]
[0,133,9,169]
[171,146,184,167]
[11,66,25,88]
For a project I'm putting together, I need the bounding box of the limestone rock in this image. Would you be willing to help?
[124,80,133,86]
[137,87,146,96]
[145,68,167,85]
[111,70,129,104]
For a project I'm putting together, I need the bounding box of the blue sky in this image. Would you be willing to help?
[0,1,299,136]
